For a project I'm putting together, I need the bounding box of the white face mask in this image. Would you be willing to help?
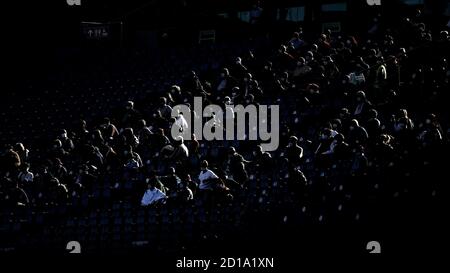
[220,73,225,78]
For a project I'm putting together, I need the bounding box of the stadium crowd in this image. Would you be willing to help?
[0,13,448,253]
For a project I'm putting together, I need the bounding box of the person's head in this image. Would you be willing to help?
[243,73,252,82]
[126,101,134,110]
[367,109,377,119]
[254,145,263,156]
[171,85,181,94]
[223,96,232,105]
[231,86,240,97]
[334,133,345,143]
[53,139,62,149]
[323,56,333,66]
[339,108,350,119]
[297,57,306,67]
[379,134,391,145]
[356,91,366,102]
[159,97,167,106]
[235,57,242,64]
[425,113,437,126]
[123,128,134,137]
[138,119,147,128]
[168,167,176,176]
[157,128,165,136]
[305,51,314,62]
[349,119,360,130]
[59,129,68,139]
[221,68,230,78]
[200,160,209,171]
[398,109,408,119]
[331,119,342,130]
[292,32,300,39]
[175,136,184,146]
[78,119,87,130]
[14,143,25,153]
[102,117,111,128]
[288,136,298,146]
[320,128,332,140]
[228,146,236,156]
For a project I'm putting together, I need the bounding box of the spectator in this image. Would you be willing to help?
[141,178,167,206]
[198,160,220,191]
[17,163,34,184]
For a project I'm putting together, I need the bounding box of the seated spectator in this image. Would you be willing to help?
[198,160,221,191]
[216,68,238,95]
[285,136,304,167]
[141,178,167,206]
[58,129,75,153]
[100,118,119,141]
[17,163,34,184]
[158,97,173,120]
[3,178,29,207]
[161,136,189,163]
[347,119,369,147]
[226,147,249,183]
[47,177,69,205]
[14,143,29,164]
[353,91,372,118]
[122,101,140,127]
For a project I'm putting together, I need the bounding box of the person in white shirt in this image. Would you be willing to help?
[198,160,219,190]
[141,179,167,206]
